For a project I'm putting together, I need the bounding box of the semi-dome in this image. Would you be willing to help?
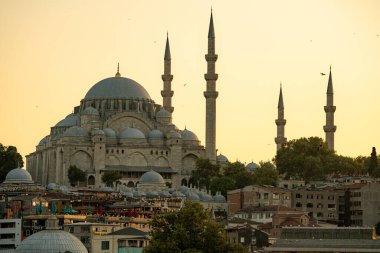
[181,129,199,141]
[91,129,105,136]
[4,168,33,184]
[55,114,80,127]
[84,77,151,100]
[167,130,181,139]
[82,106,99,115]
[15,216,88,253]
[38,136,47,146]
[103,128,117,138]
[148,129,164,139]
[63,126,89,137]
[156,108,171,118]
[139,170,165,184]
[119,128,145,139]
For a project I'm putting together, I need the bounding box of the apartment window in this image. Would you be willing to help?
[296,202,302,208]
[264,193,269,199]
[81,236,90,244]
[307,203,313,208]
[101,241,110,250]
[295,193,302,198]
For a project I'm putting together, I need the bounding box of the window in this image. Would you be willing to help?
[296,202,302,208]
[81,236,90,244]
[306,203,313,208]
[101,241,110,250]
[296,193,302,198]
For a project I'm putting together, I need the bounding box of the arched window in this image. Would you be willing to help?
[88,175,95,185]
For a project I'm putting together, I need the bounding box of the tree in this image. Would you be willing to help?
[191,159,220,189]
[223,161,254,189]
[67,165,86,186]
[369,147,379,176]
[210,176,236,196]
[275,137,341,181]
[252,161,279,186]
[0,144,23,183]
[101,170,122,187]
[144,201,248,253]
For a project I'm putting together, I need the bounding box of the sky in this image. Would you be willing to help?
[1,0,380,165]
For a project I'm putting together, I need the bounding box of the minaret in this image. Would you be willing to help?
[275,84,287,151]
[161,33,174,113]
[204,11,218,163]
[323,66,336,151]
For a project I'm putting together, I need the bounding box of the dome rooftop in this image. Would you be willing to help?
[119,127,145,139]
[139,170,165,184]
[148,129,164,139]
[63,126,89,137]
[4,168,33,184]
[55,114,80,127]
[84,77,151,100]
[217,154,228,163]
[15,217,88,253]
[181,128,199,141]
[38,136,47,146]
[103,128,117,138]
[156,108,171,118]
[246,161,259,171]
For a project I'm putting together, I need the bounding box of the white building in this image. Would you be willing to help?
[0,219,21,253]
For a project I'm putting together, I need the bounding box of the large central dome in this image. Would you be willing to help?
[85,77,151,100]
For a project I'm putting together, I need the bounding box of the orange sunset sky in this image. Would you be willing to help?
[1,0,380,164]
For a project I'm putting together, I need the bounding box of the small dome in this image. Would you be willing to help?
[55,114,80,127]
[119,128,145,139]
[167,130,181,139]
[217,154,228,163]
[139,170,165,184]
[181,129,199,141]
[213,193,226,203]
[15,228,88,253]
[82,106,99,115]
[156,108,171,118]
[92,129,105,136]
[4,168,33,184]
[148,129,164,139]
[63,126,89,137]
[103,128,117,138]
[38,136,48,146]
[246,161,259,171]
[84,77,151,100]
[100,186,113,192]
[47,183,58,190]
[187,191,200,201]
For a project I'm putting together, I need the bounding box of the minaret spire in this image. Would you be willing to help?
[275,83,287,152]
[323,66,336,150]
[204,11,218,163]
[115,63,121,77]
[161,33,174,113]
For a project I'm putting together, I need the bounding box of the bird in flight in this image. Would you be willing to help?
[320,73,326,76]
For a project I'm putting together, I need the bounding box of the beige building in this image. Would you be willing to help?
[228,185,292,214]
[26,13,220,189]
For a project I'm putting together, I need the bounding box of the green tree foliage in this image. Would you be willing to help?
[191,159,220,189]
[0,144,23,183]
[369,147,380,177]
[223,161,254,189]
[101,170,122,187]
[252,161,279,186]
[209,176,236,196]
[144,201,248,253]
[67,165,86,186]
[275,137,366,181]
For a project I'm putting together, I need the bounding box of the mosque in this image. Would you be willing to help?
[25,11,337,189]
[26,13,221,189]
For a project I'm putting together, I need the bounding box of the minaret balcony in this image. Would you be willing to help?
[205,54,218,61]
[324,106,336,113]
[203,91,219,99]
[204,73,218,81]
[323,125,337,132]
[161,90,174,97]
[161,74,173,81]
[275,119,286,125]
[275,136,287,144]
